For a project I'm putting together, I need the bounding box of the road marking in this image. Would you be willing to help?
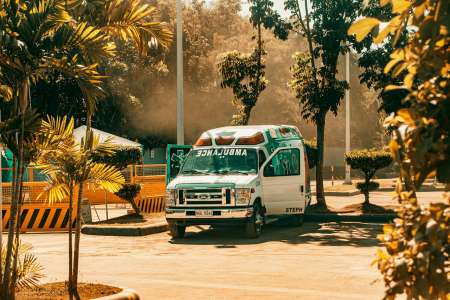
[146,278,368,299]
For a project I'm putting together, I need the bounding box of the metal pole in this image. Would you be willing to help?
[344,51,352,184]
[176,0,184,145]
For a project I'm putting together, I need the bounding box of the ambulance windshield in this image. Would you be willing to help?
[180,148,258,175]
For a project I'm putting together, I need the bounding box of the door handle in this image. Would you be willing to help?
[300,185,304,193]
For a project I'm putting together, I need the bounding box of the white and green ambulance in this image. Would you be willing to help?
[165,125,312,238]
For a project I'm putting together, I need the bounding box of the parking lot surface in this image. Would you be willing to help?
[20,221,385,300]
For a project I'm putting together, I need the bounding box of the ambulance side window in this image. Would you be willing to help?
[263,149,300,177]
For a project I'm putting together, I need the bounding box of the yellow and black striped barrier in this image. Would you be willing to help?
[136,195,165,214]
[1,203,77,233]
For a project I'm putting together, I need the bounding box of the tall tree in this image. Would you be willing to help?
[218,0,290,125]
[0,0,172,299]
[286,0,361,208]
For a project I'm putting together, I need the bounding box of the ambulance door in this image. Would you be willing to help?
[260,147,305,215]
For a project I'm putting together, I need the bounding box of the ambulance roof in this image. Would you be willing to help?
[194,125,303,150]
[205,125,302,139]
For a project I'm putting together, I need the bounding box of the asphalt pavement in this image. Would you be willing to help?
[20,221,385,300]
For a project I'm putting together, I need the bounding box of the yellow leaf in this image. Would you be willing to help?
[392,0,411,14]
[384,58,402,74]
[383,224,394,234]
[374,17,401,43]
[348,17,380,42]
[379,0,390,6]
[404,73,415,88]
[397,109,414,125]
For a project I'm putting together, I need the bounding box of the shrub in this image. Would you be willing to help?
[345,149,392,204]
[92,146,142,170]
[115,183,141,214]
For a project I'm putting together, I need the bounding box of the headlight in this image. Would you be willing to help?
[235,188,252,205]
[165,189,177,206]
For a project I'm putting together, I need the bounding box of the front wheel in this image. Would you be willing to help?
[169,223,186,238]
[245,204,263,238]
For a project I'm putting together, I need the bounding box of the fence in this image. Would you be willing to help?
[0,164,167,232]
[2,202,77,232]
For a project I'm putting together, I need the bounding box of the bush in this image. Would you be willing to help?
[345,149,392,204]
[115,183,141,214]
[92,147,142,170]
[356,181,380,193]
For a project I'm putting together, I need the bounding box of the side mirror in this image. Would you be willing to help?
[263,163,275,177]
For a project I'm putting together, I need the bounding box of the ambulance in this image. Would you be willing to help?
[165,125,312,238]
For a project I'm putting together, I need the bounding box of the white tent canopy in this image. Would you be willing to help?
[73,126,141,148]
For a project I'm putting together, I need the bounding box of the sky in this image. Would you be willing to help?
[204,0,289,17]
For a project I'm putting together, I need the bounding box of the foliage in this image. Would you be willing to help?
[38,117,125,203]
[286,0,361,207]
[217,50,268,125]
[1,242,44,290]
[248,0,291,40]
[377,193,449,299]
[350,0,409,114]
[92,147,142,170]
[345,149,392,203]
[217,0,290,125]
[115,183,142,214]
[36,116,124,300]
[356,181,380,193]
[345,149,393,177]
[349,0,449,298]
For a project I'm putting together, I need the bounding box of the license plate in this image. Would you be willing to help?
[195,210,214,216]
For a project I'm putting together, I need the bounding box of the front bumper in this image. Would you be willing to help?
[165,206,252,225]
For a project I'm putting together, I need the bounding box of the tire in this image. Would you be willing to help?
[289,214,304,227]
[169,223,186,238]
[245,203,263,238]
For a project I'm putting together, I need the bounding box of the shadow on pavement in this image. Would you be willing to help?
[169,221,382,248]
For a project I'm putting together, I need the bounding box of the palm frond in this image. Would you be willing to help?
[87,162,124,193]
[0,84,13,101]
[100,0,172,54]
[39,56,105,114]
[1,241,44,290]
[40,173,71,203]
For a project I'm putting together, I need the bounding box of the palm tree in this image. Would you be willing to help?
[37,116,124,299]
[0,0,171,298]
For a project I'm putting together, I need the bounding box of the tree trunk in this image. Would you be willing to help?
[364,175,370,205]
[68,183,74,300]
[2,145,23,299]
[130,199,140,215]
[315,113,327,208]
[72,182,83,300]
[10,163,25,300]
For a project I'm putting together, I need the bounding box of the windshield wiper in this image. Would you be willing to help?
[181,169,208,175]
[214,170,250,175]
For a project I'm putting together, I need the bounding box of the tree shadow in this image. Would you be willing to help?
[168,221,382,248]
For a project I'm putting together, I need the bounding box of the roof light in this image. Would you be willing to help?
[235,132,265,145]
[194,133,212,146]
[194,138,212,146]
[215,136,235,145]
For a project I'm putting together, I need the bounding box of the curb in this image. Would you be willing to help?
[93,288,139,300]
[305,213,396,222]
[81,222,168,236]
